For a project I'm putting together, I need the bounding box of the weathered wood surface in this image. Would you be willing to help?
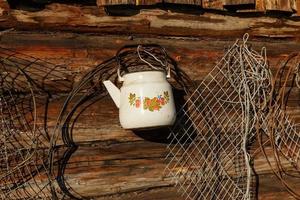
[1,31,300,199]
[20,141,300,199]
[97,0,135,5]
[97,0,162,5]
[2,32,300,79]
[0,0,9,16]
[225,0,255,4]
[164,0,201,4]
[0,0,9,22]
[256,0,298,12]
[1,4,300,39]
[256,0,265,11]
[202,0,224,9]
[96,0,295,13]
[97,0,202,5]
[55,143,300,199]
[264,0,294,11]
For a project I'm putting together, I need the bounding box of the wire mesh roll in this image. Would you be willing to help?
[257,53,300,199]
[0,47,74,199]
[165,34,272,200]
[0,66,52,199]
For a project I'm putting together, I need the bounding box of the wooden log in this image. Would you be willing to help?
[0,0,9,21]
[256,0,265,10]
[97,0,135,5]
[296,0,300,15]
[75,172,300,200]
[135,0,161,5]
[97,0,201,6]
[256,0,294,12]
[0,4,300,39]
[290,0,297,12]
[202,0,224,9]
[0,0,9,15]
[265,0,293,11]
[164,0,202,4]
[17,142,300,199]
[2,32,300,79]
[225,0,255,5]
[97,0,162,6]
[67,145,296,198]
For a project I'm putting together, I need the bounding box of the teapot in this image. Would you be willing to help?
[103,45,176,129]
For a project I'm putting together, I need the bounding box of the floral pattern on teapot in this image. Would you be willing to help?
[128,91,170,112]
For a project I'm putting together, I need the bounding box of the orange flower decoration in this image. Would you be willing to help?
[128,91,170,112]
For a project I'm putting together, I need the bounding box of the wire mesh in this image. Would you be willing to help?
[256,53,300,199]
[271,53,300,170]
[165,34,272,200]
[0,47,74,199]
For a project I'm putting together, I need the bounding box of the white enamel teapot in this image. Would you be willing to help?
[103,45,176,129]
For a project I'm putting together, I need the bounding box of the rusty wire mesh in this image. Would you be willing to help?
[0,47,73,199]
[257,53,300,199]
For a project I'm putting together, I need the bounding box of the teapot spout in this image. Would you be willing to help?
[103,80,120,108]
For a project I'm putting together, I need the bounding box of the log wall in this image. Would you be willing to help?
[1,1,300,199]
[96,0,298,14]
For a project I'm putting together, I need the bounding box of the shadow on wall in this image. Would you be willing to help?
[7,0,96,11]
[133,88,193,144]
[6,0,204,15]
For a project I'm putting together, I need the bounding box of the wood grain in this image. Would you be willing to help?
[256,0,294,12]
[97,0,200,6]
[164,0,202,4]
[256,0,265,10]
[19,140,300,199]
[202,0,224,9]
[0,0,9,19]
[97,0,162,5]
[297,0,300,15]
[97,0,135,5]
[0,4,300,39]
[136,0,162,5]
[2,32,300,76]
[265,0,293,11]
[225,0,255,5]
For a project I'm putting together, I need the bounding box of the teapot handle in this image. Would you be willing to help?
[116,45,171,82]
